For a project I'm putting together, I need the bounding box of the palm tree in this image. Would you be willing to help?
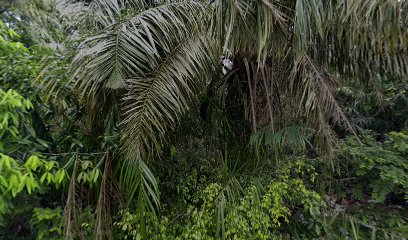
[41,0,408,238]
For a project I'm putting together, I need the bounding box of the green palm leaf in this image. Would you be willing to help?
[120,34,215,213]
[71,1,205,97]
[122,34,214,158]
[69,0,209,223]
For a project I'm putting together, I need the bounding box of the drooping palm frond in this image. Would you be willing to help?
[122,34,214,159]
[207,0,407,156]
[64,155,78,240]
[34,50,73,105]
[294,0,325,53]
[290,54,355,158]
[250,125,308,155]
[119,157,160,216]
[95,152,114,240]
[83,0,156,31]
[72,1,205,97]
[291,55,355,133]
[119,34,215,215]
[67,1,207,136]
[209,1,345,160]
[67,1,211,224]
[73,27,153,92]
[294,0,408,79]
[211,0,290,62]
[333,0,408,78]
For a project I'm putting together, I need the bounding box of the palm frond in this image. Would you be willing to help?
[118,34,214,215]
[121,34,214,159]
[33,50,73,105]
[72,1,205,97]
[291,54,355,158]
[216,192,226,239]
[88,0,155,29]
[294,0,408,79]
[293,55,354,132]
[119,158,160,216]
[250,125,308,155]
[64,154,78,240]
[215,176,245,240]
[95,152,114,240]
[211,0,290,61]
[294,0,325,53]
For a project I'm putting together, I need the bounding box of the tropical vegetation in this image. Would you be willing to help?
[0,0,407,239]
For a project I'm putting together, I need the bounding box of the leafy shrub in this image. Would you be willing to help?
[114,210,171,240]
[30,207,64,240]
[335,131,408,203]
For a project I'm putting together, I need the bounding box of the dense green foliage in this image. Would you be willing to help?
[1,0,408,239]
